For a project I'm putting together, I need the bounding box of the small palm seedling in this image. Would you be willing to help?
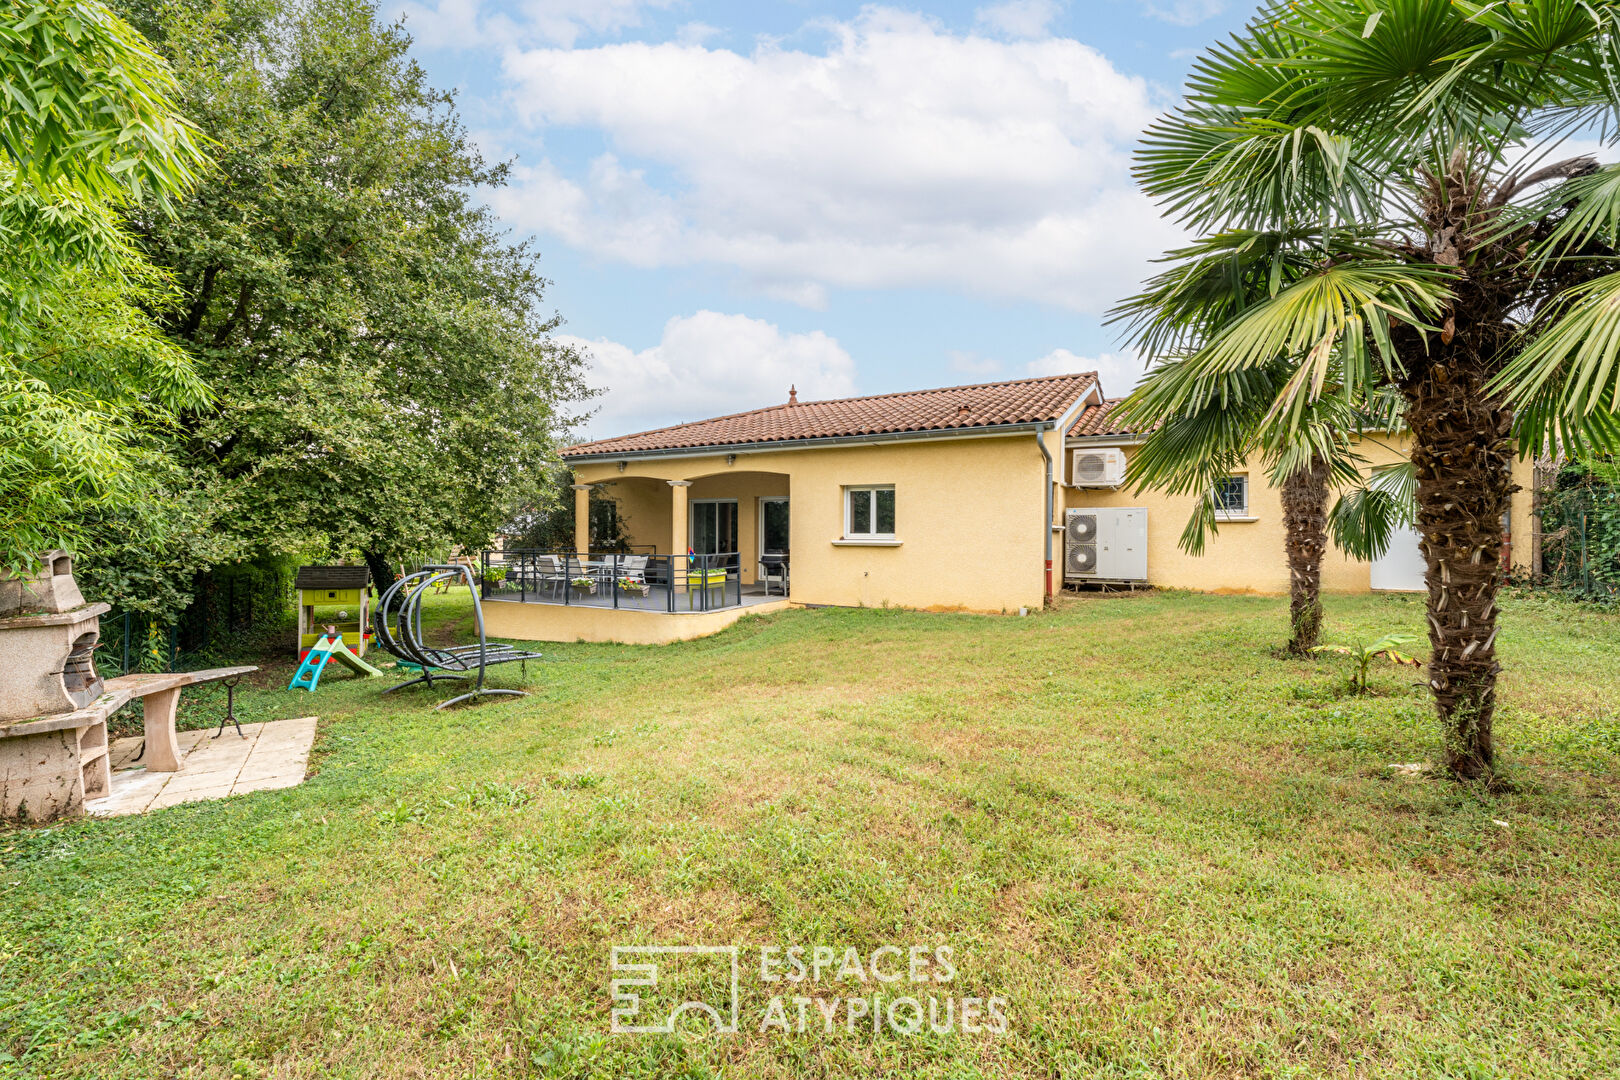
[1312,634,1422,694]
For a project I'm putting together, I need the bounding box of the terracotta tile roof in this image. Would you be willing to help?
[1067,398,1142,439]
[562,372,1099,457]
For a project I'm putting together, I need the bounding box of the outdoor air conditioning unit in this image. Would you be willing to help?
[1071,447,1127,487]
[1064,508,1147,581]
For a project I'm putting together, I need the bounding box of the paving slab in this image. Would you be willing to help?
[87,716,317,817]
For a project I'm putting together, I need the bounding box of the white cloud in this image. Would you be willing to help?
[948,350,1002,376]
[975,0,1062,39]
[388,0,671,50]
[1026,348,1143,397]
[1141,1,1225,27]
[496,7,1181,313]
[560,311,857,438]
[675,21,724,46]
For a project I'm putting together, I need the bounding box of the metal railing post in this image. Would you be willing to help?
[612,551,620,609]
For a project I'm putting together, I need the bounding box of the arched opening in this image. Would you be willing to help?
[62,630,103,707]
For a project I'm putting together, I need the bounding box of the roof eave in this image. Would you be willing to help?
[1067,431,1149,445]
[562,420,1061,463]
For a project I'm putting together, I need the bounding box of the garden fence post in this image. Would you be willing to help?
[1580,509,1591,594]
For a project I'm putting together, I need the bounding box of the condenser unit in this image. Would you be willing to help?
[1064,507,1147,581]
[1071,447,1127,487]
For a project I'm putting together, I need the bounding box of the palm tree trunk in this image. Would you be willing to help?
[1405,350,1516,781]
[1281,453,1330,656]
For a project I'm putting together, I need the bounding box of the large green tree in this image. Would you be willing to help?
[112,0,588,589]
[1117,0,1620,780]
[0,1,208,572]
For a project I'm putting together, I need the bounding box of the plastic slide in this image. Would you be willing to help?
[288,633,384,691]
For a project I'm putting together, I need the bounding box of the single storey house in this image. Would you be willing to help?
[481,372,1535,644]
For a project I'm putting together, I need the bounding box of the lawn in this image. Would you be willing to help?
[3,591,1619,1079]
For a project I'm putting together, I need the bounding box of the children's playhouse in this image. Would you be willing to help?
[294,566,372,659]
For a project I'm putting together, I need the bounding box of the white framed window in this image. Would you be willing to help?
[1213,475,1249,519]
[844,485,896,539]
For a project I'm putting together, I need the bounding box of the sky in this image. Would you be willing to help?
[383,0,1259,438]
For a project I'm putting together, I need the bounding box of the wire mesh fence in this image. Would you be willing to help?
[1533,468,1619,604]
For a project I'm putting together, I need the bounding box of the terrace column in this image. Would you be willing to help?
[570,484,591,554]
[668,481,692,557]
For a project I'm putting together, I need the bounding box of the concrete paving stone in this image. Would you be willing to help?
[87,716,317,816]
[162,771,242,794]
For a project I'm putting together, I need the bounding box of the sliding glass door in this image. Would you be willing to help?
[689,499,738,557]
[759,497,789,556]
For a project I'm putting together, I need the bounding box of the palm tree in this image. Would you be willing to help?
[1116,0,1620,780]
[1120,349,1391,656]
[1117,234,1409,657]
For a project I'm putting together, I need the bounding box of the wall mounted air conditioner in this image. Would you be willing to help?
[1064,507,1147,581]
[1071,447,1127,487]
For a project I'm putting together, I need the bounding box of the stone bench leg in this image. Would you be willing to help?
[141,688,183,772]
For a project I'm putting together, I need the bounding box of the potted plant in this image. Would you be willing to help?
[570,575,596,596]
[617,576,649,597]
[481,566,508,588]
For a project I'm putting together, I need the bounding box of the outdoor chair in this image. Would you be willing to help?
[372,563,544,709]
[532,554,568,599]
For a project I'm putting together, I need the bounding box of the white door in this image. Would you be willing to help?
[1371,525,1427,592]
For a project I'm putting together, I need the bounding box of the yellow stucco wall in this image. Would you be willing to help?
[573,432,1051,612]
[485,597,792,645]
[567,422,1538,607]
[1061,434,1538,593]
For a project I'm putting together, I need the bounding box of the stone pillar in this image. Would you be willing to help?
[570,484,591,554]
[141,687,184,772]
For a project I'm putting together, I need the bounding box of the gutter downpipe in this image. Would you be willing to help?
[1037,422,1054,601]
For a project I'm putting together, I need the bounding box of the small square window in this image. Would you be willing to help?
[1213,475,1248,519]
[845,486,896,538]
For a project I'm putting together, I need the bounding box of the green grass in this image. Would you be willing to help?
[3,591,1619,1078]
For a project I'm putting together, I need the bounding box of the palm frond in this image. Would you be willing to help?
[1329,461,1416,561]
[1516,163,1620,268]
[1171,262,1450,432]
[1108,228,1324,359]
[1493,270,1620,454]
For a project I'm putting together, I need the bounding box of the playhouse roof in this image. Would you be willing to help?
[295,566,371,591]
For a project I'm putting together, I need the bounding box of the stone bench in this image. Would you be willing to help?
[0,666,257,820]
[103,667,259,772]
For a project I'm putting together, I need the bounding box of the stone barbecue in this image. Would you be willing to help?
[0,552,260,823]
[0,551,114,818]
